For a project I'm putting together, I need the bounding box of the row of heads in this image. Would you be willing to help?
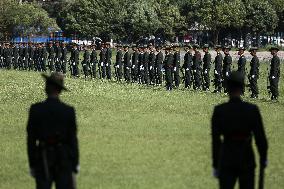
[1,41,280,52]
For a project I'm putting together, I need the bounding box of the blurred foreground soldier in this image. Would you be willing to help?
[192,44,202,90]
[131,44,139,82]
[269,47,281,100]
[182,44,193,89]
[211,71,268,189]
[90,44,98,78]
[222,46,232,93]
[155,45,164,85]
[173,44,181,88]
[202,44,211,91]
[123,45,131,82]
[248,47,260,99]
[105,42,112,80]
[27,72,79,189]
[213,45,223,93]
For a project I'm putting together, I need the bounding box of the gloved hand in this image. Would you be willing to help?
[150,66,153,70]
[174,67,177,72]
[213,168,219,178]
[251,75,255,79]
[116,65,119,68]
[272,76,275,79]
[204,69,208,74]
[73,165,80,174]
[226,72,229,77]
[101,62,104,66]
[106,63,108,66]
[194,70,197,73]
[214,70,218,75]
[186,68,189,71]
[132,65,135,68]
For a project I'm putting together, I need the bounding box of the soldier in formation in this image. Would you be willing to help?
[0,41,281,101]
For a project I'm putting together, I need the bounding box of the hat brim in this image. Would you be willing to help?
[41,74,68,91]
[269,48,279,51]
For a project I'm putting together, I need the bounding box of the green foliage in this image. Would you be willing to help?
[0,0,58,39]
[244,0,278,34]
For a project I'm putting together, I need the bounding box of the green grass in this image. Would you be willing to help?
[0,64,284,189]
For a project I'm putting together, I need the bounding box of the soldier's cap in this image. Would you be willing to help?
[123,44,130,48]
[183,43,192,48]
[249,47,258,52]
[132,44,137,48]
[238,47,245,51]
[227,71,245,88]
[172,43,180,47]
[116,44,122,47]
[143,44,148,48]
[203,44,209,49]
[269,46,279,51]
[92,43,97,46]
[155,45,162,49]
[41,72,68,91]
[214,45,222,49]
[192,44,199,48]
[148,43,153,47]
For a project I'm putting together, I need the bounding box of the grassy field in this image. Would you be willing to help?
[0,64,283,189]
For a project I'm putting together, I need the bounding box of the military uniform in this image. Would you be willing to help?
[173,48,181,88]
[123,47,131,82]
[0,43,3,68]
[222,48,232,93]
[28,43,35,71]
[105,45,112,80]
[213,47,223,93]
[4,44,12,69]
[149,49,156,84]
[70,46,79,77]
[23,44,29,70]
[55,44,62,72]
[90,47,98,78]
[192,47,202,90]
[212,92,268,189]
[41,45,48,72]
[99,47,106,79]
[248,48,260,98]
[155,48,164,85]
[61,45,68,74]
[203,50,211,91]
[131,46,139,82]
[82,49,91,78]
[12,44,19,69]
[138,48,144,84]
[48,44,55,71]
[27,73,79,189]
[164,49,174,90]
[182,48,193,89]
[143,48,150,84]
[269,47,281,100]
[115,47,123,81]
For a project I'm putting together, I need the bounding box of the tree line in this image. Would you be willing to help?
[1,0,284,46]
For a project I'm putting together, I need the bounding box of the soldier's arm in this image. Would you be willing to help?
[211,107,222,169]
[252,106,268,168]
[27,105,37,169]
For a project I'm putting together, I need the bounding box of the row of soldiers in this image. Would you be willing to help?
[0,41,281,100]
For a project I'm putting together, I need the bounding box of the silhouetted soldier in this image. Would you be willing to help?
[123,45,131,82]
[202,44,211,91]
[155,45,164,85]
[222,46,232,93]
[211,71,268,189]
[173,44,181,88]
[27,72,79,189]
[182,44,193,89]
[131,44,139,82]
[213,45,223,93]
